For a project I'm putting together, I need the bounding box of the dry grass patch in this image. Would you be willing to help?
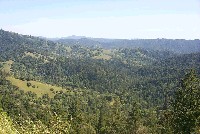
[6,77,67,98]
[65,46,72,52]
[103,49,111,55]
[93,55,112,60]
[24,52,40,58]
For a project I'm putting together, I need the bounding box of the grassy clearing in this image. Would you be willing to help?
[103,49,111,55]
[93,55,112,60]
[6,77,67,98]
[24,52,40,58]
[93,49,112,60]
[1,60,13,73]
[65,46,72,52]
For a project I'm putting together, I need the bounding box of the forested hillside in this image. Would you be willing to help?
[55,37,200,53]
[0,29,200,133]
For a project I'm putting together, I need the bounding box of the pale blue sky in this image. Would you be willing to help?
[0,0,200,39]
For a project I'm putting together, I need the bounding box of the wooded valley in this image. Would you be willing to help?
[0,29,199,133]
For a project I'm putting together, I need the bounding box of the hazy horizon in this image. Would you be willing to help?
[0,0,200,39]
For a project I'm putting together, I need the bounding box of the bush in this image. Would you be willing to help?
[50,88,54,91]
[27,82,31,87]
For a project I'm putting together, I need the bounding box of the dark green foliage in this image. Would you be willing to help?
[27,82,31,87]
[171,70,200,133]
[0,29,200,133]
[126,102,140,134]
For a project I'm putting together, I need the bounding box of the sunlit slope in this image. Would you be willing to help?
[6,77,67,98]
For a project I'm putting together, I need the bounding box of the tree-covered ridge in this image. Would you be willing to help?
[0,29,58,61]
[0,29,200,133]
[55,37,200,53]
[1,29,170,63]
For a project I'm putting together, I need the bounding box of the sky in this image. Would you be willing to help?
[0,0,200,39]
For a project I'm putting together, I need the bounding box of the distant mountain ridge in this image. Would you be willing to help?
[47,35,88,41]
[1,29,199,54]
[52,36,200,54]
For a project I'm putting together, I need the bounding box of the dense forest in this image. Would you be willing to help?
[0,29,200,133]
[54,37,200,54]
